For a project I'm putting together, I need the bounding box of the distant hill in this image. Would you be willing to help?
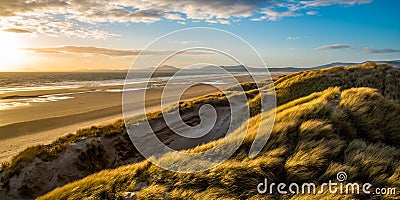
[383,60,400,68]
[139,65,180,72]
[312,60,400,69]
[190,65,250,72]
[74,68,128,73]
[74,65,180,73]
[72,60,400,73]
[195,65,305,73]
[311,62,360,69]
[195,61,400,73]
[62,60,400,73]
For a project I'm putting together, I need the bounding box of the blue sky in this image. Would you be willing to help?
[0,0,399,71]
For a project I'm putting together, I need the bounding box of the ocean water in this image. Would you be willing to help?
[0,71,242,91]
[0,72,241,110]
[0,72,129,89]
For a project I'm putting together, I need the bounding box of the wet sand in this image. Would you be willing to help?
[0,83,226,162]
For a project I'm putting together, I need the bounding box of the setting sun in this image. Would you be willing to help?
[0,31,25,71]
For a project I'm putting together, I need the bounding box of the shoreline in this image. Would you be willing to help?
[0,83,225,163]
[0,73,288,163]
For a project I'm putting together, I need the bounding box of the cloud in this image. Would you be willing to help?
[3,28,31,33]
[315,44,352,50]
[0,15,118,39]
[251,8,299,21]
[164,13,185,21]
[205,19,231,24]
[287,36,306,40]
[22,46,214,56]
[0,0,68,17]
[306,11,318,15]
[0,0,373,38]
[364,47,400,54]
[23,46,141,56]
[299,0,372,7]
[252,0,370,21]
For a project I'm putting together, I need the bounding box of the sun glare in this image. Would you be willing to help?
[0,31,25,71]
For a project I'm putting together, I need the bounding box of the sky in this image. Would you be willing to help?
[0,0,399,71]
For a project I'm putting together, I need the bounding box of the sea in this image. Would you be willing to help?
[0,71,253,110]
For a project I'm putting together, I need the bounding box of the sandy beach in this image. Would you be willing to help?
[0,75,267,163]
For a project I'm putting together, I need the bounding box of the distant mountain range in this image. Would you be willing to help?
[192,60,400,73]
[76,60,400,73]
[311,60,400,69]
[149,60,400,72]
[138,65,180,72]
[192,65,305,72]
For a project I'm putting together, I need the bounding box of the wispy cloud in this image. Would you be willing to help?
[251,8,299,21]
[287,36,306,40]
[0,0,373,38]
[315,44,352,50]
[364,47,400,54]
[306,11,319,15]
[300,0,372,7]
[251,0,370,21]
[3,28,31,33]
[22,46,214,56]
[164,13,185,21]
